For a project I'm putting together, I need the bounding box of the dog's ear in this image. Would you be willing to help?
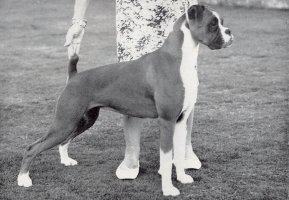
[188,5,205,21]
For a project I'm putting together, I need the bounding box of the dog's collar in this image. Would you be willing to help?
[185,21,190,29]
[184,2,192,31]
[184,1,190,23]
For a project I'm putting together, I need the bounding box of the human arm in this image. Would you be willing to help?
[64,0,90,58]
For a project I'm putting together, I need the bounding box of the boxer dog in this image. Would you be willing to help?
[18,5,233,196]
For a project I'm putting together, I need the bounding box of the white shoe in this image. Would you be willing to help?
[184,153,202,169]
[116,161,139,179]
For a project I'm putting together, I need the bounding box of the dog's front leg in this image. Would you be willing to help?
[173,115,194,184]
[159,118,180,196]
[184,108,202,169]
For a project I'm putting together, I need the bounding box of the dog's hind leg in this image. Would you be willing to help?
[59,107,100,166]
[17,124,77,187]
[17,93,87,187]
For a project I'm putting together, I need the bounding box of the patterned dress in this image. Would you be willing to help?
[116,0,198,62]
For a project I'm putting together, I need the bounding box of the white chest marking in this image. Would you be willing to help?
[180,22,199,114]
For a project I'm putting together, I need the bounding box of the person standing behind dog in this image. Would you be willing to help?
[64,0,201,179]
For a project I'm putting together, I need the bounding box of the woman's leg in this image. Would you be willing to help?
[116,116,143,179]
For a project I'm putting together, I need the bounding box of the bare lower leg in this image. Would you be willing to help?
[116,116,143,179]
[122,116,143,168]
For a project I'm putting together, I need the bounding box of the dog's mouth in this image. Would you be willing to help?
[223,36,234,48]
[208,42,223,50]
[207,33,223,50]
[208,35,234,50]
[208,44,221,50]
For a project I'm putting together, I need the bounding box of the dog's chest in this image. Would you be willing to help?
[179,24,199,113]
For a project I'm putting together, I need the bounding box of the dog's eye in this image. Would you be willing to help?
[210,18,218,26]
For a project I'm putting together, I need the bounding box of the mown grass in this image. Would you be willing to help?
[0,0,288,199]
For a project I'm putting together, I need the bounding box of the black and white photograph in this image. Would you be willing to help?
[0,0,288,199]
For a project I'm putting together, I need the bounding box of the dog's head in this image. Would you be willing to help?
[185,5,233,50]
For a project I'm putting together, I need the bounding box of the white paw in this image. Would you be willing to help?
[17,173,32,187]
[61,157,78,166]
[177,174,194,184]
[162,185,180,196]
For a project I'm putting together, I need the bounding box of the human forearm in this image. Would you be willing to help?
[73,0,90,19]
[64,0,90,56]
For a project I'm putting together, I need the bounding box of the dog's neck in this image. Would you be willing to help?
[180,21,199,68]
[160,14,199,65]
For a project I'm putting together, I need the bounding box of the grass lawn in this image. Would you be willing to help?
[0,0,288,199]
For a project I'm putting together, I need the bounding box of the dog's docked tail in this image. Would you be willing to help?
[68,54,79,79]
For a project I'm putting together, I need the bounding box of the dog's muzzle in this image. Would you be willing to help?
[223,29,234,48]
[209,28,233,50]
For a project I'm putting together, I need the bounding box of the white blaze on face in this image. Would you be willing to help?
[212,11,233,47]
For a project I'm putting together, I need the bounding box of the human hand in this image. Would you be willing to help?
[64,19,87,59]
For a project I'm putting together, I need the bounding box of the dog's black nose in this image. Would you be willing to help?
[225,29,231,36]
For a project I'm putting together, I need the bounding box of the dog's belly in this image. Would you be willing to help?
[107,97,158,118]
[90,89,158,119]
[102,103,158,119]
